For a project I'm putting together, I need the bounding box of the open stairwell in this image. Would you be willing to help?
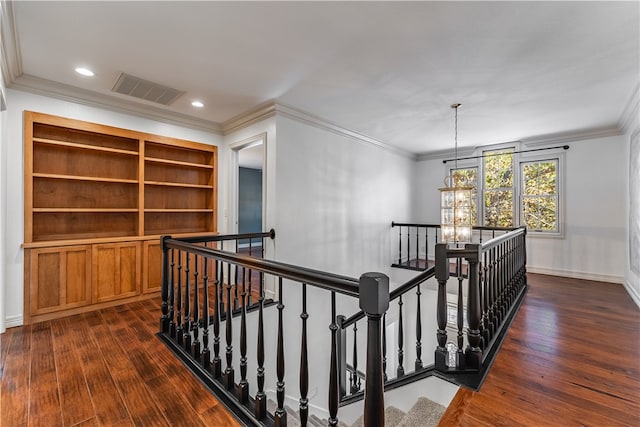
[268,397,446,427]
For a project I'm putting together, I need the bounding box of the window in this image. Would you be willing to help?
[483,149,514,227]
[521,159,558,232]
[451,167,478,225]
[444,145,562,235]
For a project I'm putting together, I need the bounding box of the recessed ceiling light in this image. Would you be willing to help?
[191,100,204,108]
[75,67,94,77]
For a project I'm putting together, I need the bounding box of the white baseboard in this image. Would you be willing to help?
[526,266,624,285]
[5,314,24,329]
[623,280,640,308]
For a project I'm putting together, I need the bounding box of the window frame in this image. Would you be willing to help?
[443,143,565,238]
[518,151,565,237]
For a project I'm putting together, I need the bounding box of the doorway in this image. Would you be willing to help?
[230,133,266,247]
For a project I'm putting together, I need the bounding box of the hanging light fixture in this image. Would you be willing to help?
[439,103,473,245]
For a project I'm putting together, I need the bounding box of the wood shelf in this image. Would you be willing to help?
[23,111,218,323]
[144,180,213,189]
[34,173,138,184]
[34,137,139,156]
[33,208,139,213]
[144,209,213,213]
[144,157,214,169]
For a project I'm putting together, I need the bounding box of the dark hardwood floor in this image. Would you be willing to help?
[0,299,240,427]
[1,273,638,426]
[440,273,640,426]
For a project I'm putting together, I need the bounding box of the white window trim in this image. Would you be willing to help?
[518,150,566,238]
[443,142,565,238]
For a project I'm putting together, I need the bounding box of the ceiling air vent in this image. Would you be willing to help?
[112,73,184,105]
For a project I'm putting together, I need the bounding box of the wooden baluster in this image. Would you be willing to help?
[183,253,192,351]
[202,254,211,370]
[415,226,420,268]
[415,283,423,370]
[176,251,184,346]
[160,236,171,333]
[192,254,201,358]
[397,226,402,265]
[328,291,338,427]
[478,256,487,350]
[212,260,222,378]
[481,254,491,347]
[299,283,309,426]
[254,268,266,419]
[465,246,482,370]
[360,273,389,427]
[425,228,429,267]
[248,238,253,306]
[223,261,235,390]
[169,248,176,338]
[236,268,248,403]
[234,241,239,310]
[350,323,359,393]
[218,243,225,315]
[406,227,411,267]
[382,313,387,381]
[434,243,449,370]
[397,295,405,378]
[274,278,287,426]
[456,258,465,369]
[490,247,498,333]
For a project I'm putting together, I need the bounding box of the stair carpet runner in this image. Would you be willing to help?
[267,397,446,427]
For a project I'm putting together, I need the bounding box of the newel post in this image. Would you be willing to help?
[434,243,449,370]
[464,244,483,370]
[359,272,390,427]
[160,235,171,333]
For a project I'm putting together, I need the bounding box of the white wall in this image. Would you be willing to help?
[415,134,628,284]
[625,122,640,306]
[262,115,417,417]
[2,89,223,327]
[527,135,626,282]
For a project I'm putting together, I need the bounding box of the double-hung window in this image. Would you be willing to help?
[446,145,562,235]
[520,159,559,232]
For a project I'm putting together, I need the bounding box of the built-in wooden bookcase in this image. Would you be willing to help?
[23,111,218,323]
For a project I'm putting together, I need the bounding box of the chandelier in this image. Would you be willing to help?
[439,103,473,244]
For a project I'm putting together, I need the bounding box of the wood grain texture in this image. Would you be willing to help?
[439,273,640,426]
[1,297,240,427]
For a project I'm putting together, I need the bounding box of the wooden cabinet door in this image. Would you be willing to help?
[143,241,162,294]
[28,246,92,315]
[92,242,141,303]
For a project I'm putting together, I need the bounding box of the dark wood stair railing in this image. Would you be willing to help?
[158,230,390,427]
[434,227,528,386]
[391,222,515,272]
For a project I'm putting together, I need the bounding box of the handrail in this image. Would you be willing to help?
[481,227,525,252]
[342,266,435,328]
[177,229,276,244]
[391,221,517,233]
[164,238,360,298]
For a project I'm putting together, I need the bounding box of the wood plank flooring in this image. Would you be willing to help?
[1,273,638,426]
[0,299,240,427]
[439,273,640,426]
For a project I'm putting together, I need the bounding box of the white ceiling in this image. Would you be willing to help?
[5,1,639,155]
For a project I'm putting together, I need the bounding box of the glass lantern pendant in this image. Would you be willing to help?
[440,176,473,244]
[439,103,472,244]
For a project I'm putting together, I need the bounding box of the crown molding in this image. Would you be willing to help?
[9,74,223,134]
[273,102,416,159]
[521,126,622,148]
[1,0,22,84]
[222,99,277,135]
[619,82,639,135]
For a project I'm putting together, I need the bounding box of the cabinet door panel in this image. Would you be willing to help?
[93,242,140,303]
[143,241,162,294]
[29,246,91,315]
